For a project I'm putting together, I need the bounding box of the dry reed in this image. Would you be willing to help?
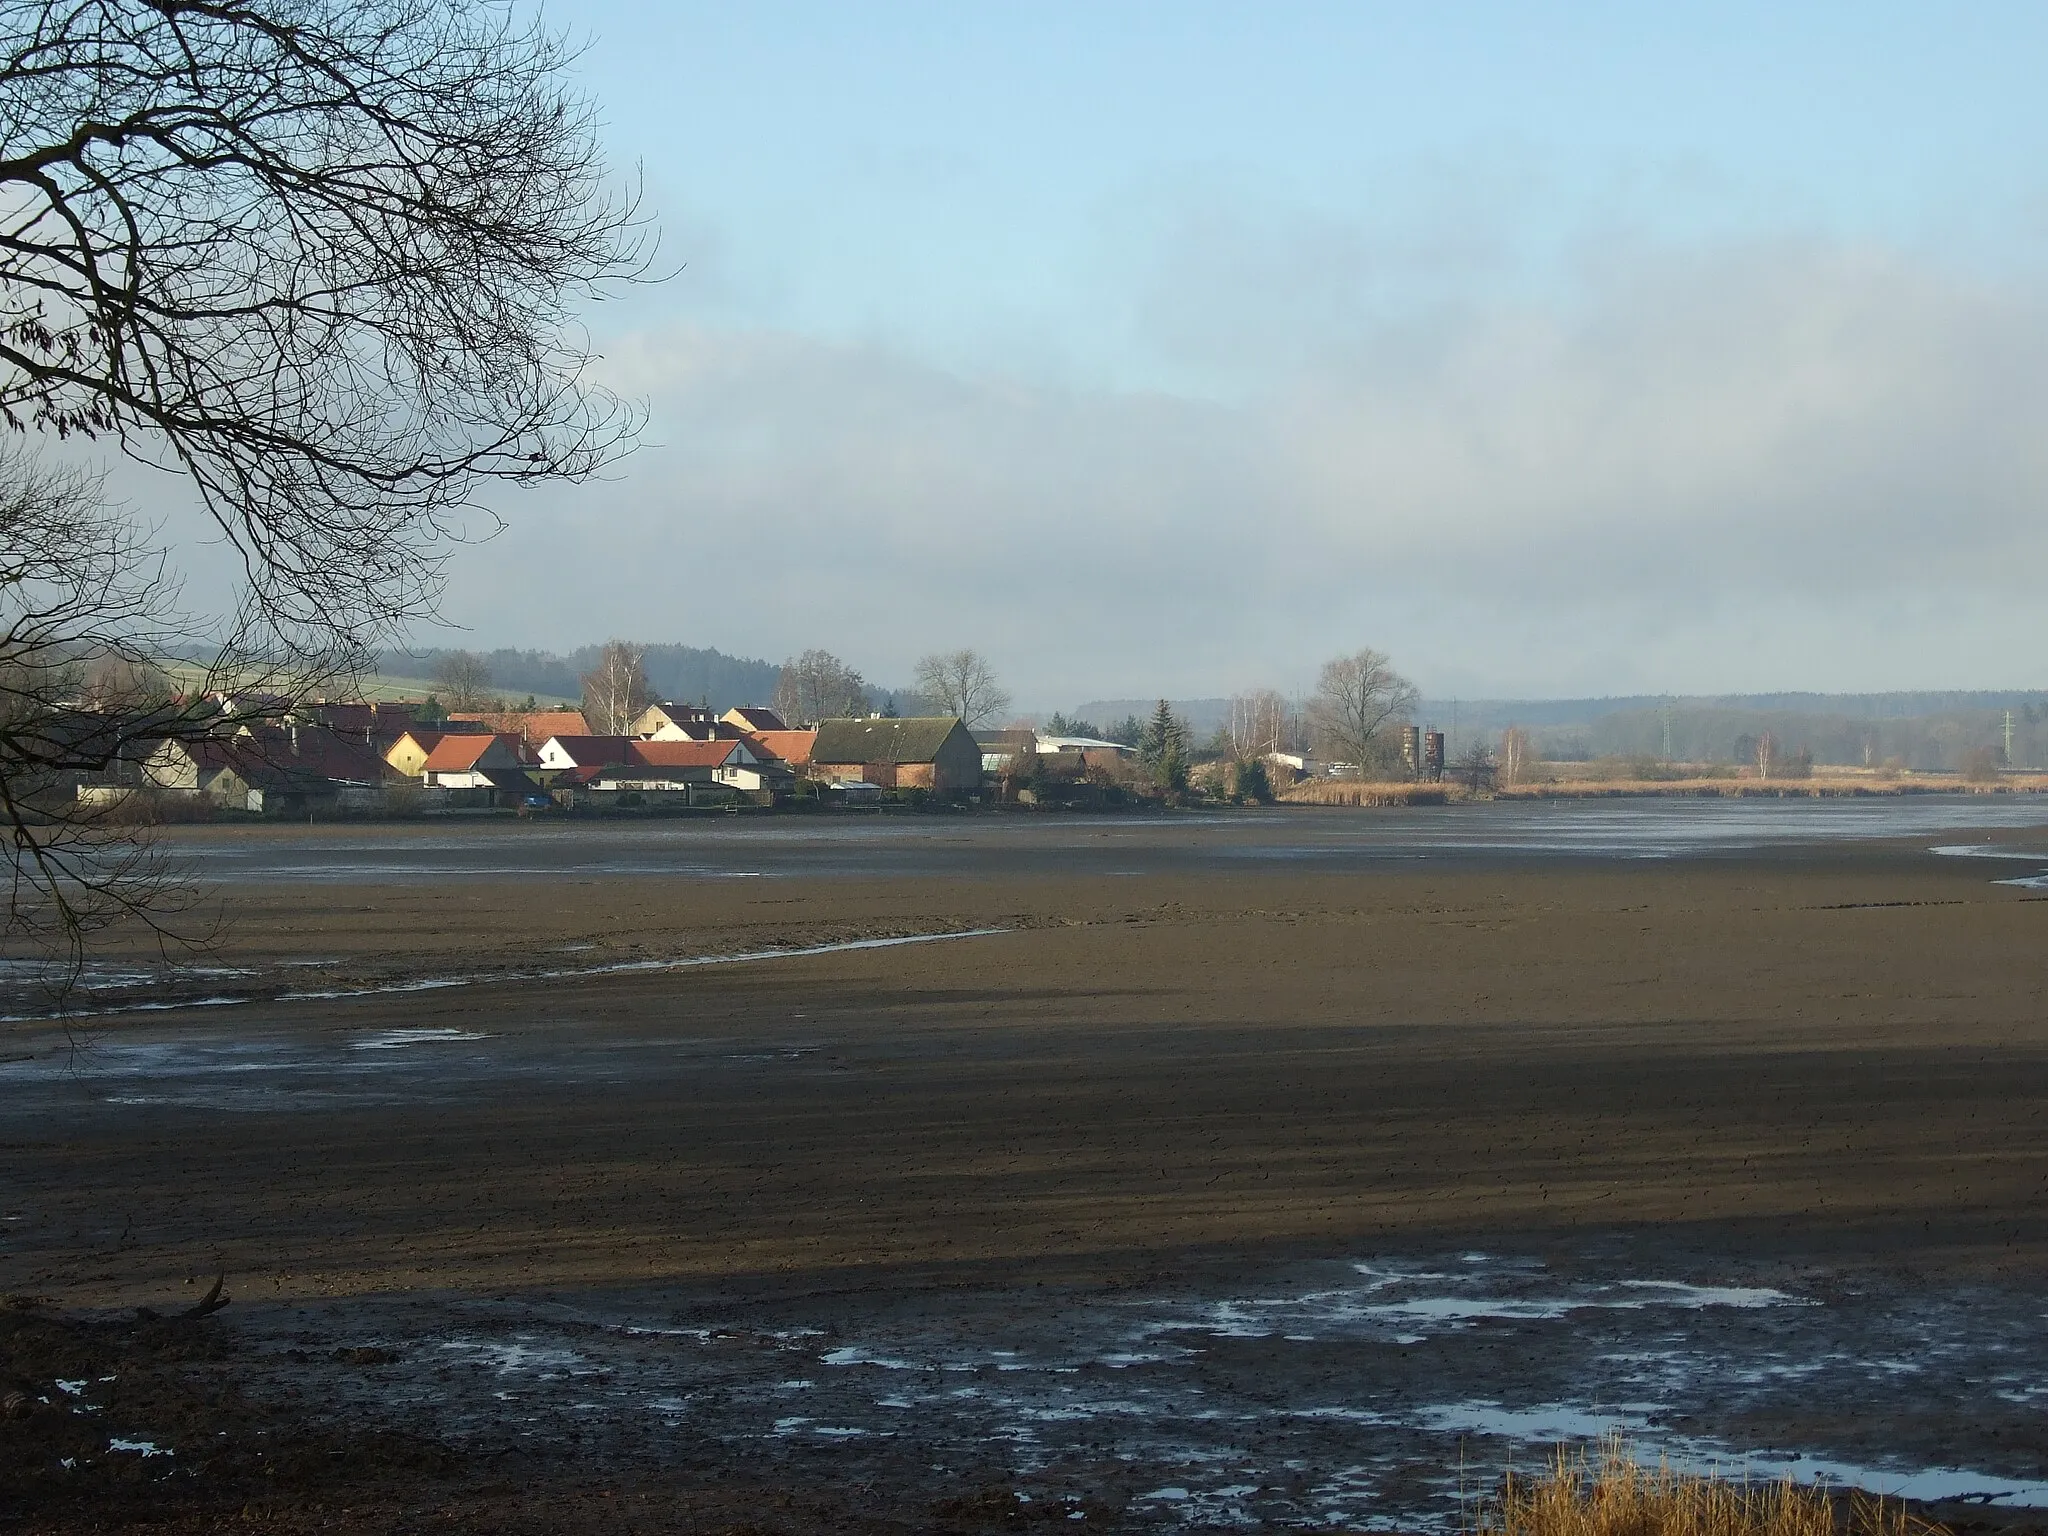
[1277,781,1463,807]
[1471,1439,1943,1536]
[1278,773,2048,806]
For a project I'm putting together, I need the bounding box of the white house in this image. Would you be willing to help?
[535,734,634,771]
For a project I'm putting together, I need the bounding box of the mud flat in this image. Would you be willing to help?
[6,805,2048,1532]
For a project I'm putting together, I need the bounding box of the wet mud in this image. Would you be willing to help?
[8,807,2048,1531]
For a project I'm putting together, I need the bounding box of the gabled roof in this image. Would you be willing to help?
[634,701,713,729]
[420,732,518,772]
[541,734,634,767]
[304,701,416,736]
[746,729,815,766]
[722,705,787,732]
[449,709,589,741]
[164,724,391,789]
[974,729,1037,751]
[809,717,969,765]
[628,739,741,768]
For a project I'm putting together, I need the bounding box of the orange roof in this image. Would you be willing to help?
[748,729,815,766]
[449,709,590,740]
[629,739,738,769]
[420,733,517,772]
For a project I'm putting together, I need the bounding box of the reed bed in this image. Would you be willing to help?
[1497,774,2048,799]
[1472,1440,1943,1536]
[1277,780,1462,807]
[1279,774,2048,805]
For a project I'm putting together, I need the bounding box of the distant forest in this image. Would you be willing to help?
[386,644,781,711]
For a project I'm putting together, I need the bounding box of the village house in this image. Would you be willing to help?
[974,728,1038,773]
[145,723,391,812]
[448,708,589,751]
[588,738,784,792]
[416,733,531,791]
[535,734,635,771]
[721,705,786,733]
[631,702,724,740]
[383,729,444,777]
[807,717,981,794]
[299,700,419,752]
[745,728,816,769]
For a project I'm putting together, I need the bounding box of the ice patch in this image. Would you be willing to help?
[350,1028,492,1050]
[821,1346,924,1370]
[439,1337,598,1377]
[107,1439,169,1456]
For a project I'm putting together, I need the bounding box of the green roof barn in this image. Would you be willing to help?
[808,716,982,794]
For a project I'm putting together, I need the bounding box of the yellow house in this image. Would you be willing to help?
[384,729,447,778]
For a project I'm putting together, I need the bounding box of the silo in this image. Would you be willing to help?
[1423,730,1446,778]
[1401,725,1423,777]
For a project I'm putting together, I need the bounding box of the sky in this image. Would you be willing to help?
[257,6,2048,704]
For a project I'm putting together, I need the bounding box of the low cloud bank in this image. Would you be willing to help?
[445,235,2048,704]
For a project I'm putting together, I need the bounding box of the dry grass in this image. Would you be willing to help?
[1278,772,2048,805]
[1499,773,2048,799]
[1277,780,1464,807]
[1473,1440,1943,1536]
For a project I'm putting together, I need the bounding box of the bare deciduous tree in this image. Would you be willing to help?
[0,455,199,952]
[1499,725,1533,787]
[1307,649,1417,774]
[433,651,497,713]
[773,649,868,727]
[0,1,643,949]
[580,641,650,736]
[0,0,643,653]
[912,650,1010,727]
[1228,688,1293,760]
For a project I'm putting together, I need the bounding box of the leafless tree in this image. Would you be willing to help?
[912,650,1010,727]
[1228,688,1292,760]
[0,0,644,660]
[0,454,209,956]
[580,640,649,736]
[1755,730,1777,780]
[773,649,868,727]
[433,651,497,713]
[1307,649,1417,774]
[0,0,644,954]
[1499,725,1533,787]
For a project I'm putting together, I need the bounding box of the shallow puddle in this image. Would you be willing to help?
[238,1251,2048,1530]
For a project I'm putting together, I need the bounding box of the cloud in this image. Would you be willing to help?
[444,232,2048,704]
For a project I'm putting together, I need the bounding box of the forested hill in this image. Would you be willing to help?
[386,644,782,711]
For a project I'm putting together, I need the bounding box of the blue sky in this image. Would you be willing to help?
[421,4,2048,705]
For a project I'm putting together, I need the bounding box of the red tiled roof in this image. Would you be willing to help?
[450,709,589,740]
[747,729,815,766]
[420,733,517,772]
[627,739,738,769]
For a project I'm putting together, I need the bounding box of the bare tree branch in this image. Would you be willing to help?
[912,649,1009,727]
[0,0,647,660]
[1307,648,1417,774]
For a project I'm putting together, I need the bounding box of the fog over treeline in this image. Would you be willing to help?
[1087,692,2048,773]
[391,643,2048,773]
